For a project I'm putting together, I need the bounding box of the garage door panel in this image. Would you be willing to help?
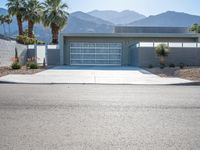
[96,49,109,53]
[96,60,109,64]
[71,60,82,64]
[109,49,121,53]
[82,49,94,53]
[109,60,121,64]
[83,54,96,59]
[83,60,95,64]
[70,42,122,66]
[109,54,121,59]
[71,54,82,59]
[96,54,109,59]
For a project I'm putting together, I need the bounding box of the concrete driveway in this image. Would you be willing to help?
[0,66,192,84]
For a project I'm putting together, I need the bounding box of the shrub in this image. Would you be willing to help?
[11,62,21,70]
[16,35,45,45]
[29,63,38,69]
[169,63,175,68]
[160,64,165,69]
[26,57,38,69]
[179,63,185,69]
[155,44,170,67]
[148,64,153,68]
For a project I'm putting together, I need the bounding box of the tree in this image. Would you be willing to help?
[155,44,170,67]
[23,0,43,38]
[4,15,13,36]
[6,0,25,35]
[42,0,69,44]
[0,15,6,35]
[189,23,200,33]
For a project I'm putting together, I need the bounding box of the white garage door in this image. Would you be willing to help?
[70,42,122,65]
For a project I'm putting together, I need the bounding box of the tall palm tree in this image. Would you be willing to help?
[42,0,69,44]
[6,0,25,35]
[4,15,13,36]
[23,0,43,38]
[0,15,6,35]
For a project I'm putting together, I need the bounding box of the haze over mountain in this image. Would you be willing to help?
[1,7,200,43]
[129,11,200,27]
[88,10,146,25]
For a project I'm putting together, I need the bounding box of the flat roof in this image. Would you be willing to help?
[114,26,190,34]
[61,33,199,38]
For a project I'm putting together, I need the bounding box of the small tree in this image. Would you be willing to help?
[155,44,170,68]
[15,47,19,63]
[189,23,200,33]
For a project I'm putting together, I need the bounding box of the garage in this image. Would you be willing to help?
[70,42,122,66]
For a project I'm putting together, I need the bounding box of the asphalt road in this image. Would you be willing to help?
[0,84,200,150]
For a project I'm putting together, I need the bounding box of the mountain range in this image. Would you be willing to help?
[1,8,200,43]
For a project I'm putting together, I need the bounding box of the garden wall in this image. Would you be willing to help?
[0,38,27,67]
[131,47,200,67]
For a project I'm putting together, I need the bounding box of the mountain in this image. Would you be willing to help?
[0,8,7,15]
[129,11,200,27]
[1,7,200,43]
[0,8,114,42]
[33,11,114,42]
[71,11,113,25]
[88,10,146,25]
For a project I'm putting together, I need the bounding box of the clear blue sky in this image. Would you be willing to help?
[0,0,199,16]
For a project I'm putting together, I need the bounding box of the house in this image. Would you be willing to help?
[58,26,200,67]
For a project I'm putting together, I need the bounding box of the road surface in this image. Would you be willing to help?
[0,84,200,150]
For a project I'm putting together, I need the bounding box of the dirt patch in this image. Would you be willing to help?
[145,67,200,81]
[0,66,46,77]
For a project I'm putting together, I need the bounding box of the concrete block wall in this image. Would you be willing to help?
[46,49,60,66]
[0,38,27,67]
[131,47,200,67]
[27,45,60,66]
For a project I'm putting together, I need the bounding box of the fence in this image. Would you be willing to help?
[27,45,60,66]
[137,42,200,48]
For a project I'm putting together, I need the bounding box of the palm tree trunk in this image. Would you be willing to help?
[16,15,23,35]
[51,23,59,44]
[160,56,165,65]
[28,20,34,38]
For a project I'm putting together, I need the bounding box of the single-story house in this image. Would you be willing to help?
[58,26,200,67]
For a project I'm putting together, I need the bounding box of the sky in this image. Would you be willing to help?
[0,0,200,16]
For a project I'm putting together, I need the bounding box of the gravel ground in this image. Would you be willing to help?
[145,67,200,81]
[0,66,46,77]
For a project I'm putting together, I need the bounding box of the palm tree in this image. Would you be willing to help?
[155,44,170,67]
[23,0,43,38]
[0,15,6,35]
[42,0,69,44]
[6,0,25,35]
[4,15,13,36]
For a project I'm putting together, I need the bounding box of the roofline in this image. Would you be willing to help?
[61,33,200,38]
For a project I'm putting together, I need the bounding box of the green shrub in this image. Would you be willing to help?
[160,64,165,69]
[16,35,45,45]
[29,63,38,69]
[37,40,45,45]
[11,62,21,70]
[169,63,175,68]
